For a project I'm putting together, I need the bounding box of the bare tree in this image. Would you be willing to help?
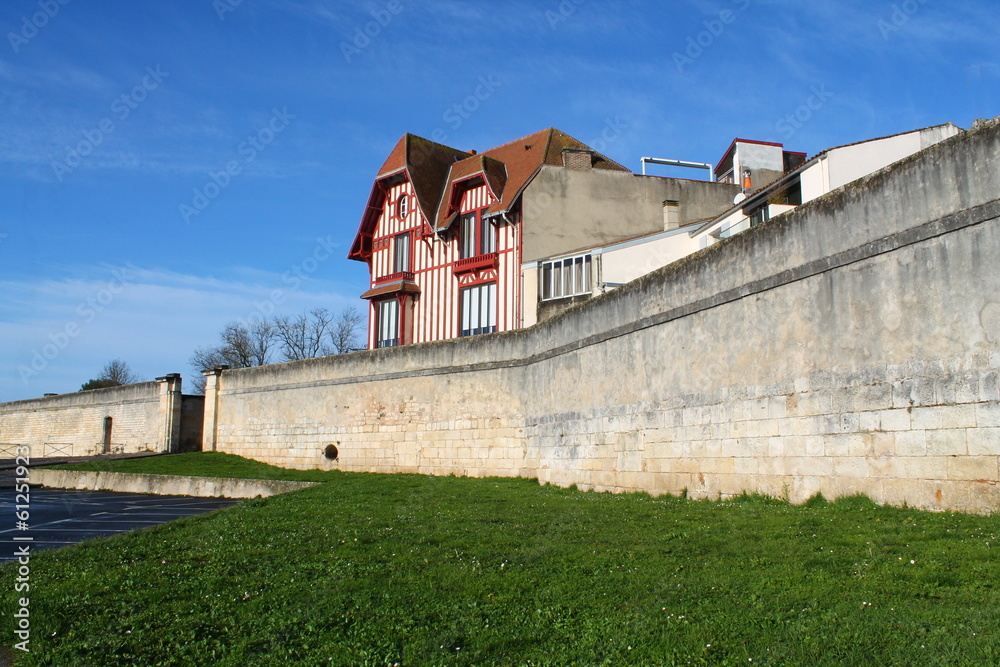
[329,306,364,354]
[188,307,364,393]
[220,319,276,367]
[188,319,277,393]
[81,359,140,391]
[274,308,334,361]
[101,358,139,384]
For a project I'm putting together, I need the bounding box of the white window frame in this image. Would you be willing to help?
[541,254,592,301]
[376,298,400,348]
[460,209,496,259]
[460,283,497,337]
[393,233,410,273]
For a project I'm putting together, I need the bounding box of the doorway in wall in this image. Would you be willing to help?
[102,417,112,454]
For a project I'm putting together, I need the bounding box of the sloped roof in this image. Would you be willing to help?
[350,128,630,260]
[348,135,470,261]
[433,128,629,231]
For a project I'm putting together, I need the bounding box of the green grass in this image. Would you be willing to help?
[4,468,998,666]
[44,452,336,482]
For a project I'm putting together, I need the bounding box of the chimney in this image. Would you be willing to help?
[562,148,594,171]
[663,200,680,230]
[742,169,753,195]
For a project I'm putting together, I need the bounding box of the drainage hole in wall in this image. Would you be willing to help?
[324,444,339,460]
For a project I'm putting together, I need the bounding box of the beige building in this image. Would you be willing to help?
[526,123,963,320]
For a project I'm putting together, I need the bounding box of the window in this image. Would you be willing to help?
[395,195,409,220]
[460,283,497,337]
[376,299,399,348]
[460,213,476,259]
[541,254,592,300]
[749,206,769,228]
[460,209,496,259]
[393,233,410,273]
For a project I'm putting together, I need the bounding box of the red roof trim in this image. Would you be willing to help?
[714,138,786,175]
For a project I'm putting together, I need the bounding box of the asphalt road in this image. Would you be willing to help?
[0,488,239,561]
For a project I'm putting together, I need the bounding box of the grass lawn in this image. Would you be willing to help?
[4,464,998,665]
[43,452,336,482]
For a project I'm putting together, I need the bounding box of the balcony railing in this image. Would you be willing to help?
[454,252,498,275]
[374,271,415,285]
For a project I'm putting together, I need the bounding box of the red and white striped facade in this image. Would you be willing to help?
[363,180,522,349]
[350,129,633,350]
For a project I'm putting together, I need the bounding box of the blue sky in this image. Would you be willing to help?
[1,0,997,402]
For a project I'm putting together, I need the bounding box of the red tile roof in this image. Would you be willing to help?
[350,128,630,261]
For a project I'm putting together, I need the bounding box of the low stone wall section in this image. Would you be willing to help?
[33,469,316,499]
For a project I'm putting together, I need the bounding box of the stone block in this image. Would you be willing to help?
[869,432,895,457]
[977,402,1000,427]
[804,436,825,457]
[911,405,976,430]
[818,414,841,435]
[955,372,980,404]
[833,457,868,478]
[823,434,852,457]
[857,383,894,412]
[867,455,904,479]
[925,429,967,456]
[892,380,917,408]
[967,427,1000,456]
[787,456,833,477]
[832,387,856,414]
[902,456,949,479]
[878,409,911,432]
[859,411,880,432]
[947,456,999,481]
[968,482,1000,514]
[768,396,788,419]
[766,436,785,457]
[893,430,927,456]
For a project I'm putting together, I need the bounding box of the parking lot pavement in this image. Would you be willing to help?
[0,488,239,560]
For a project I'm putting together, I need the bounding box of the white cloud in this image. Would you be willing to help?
[0,264,365,403]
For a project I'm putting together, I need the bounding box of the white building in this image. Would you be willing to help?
[524,122,963,321]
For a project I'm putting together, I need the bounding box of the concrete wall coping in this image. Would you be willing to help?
[33,469,318,499]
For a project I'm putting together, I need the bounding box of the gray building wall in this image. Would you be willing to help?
[520,167,739,262]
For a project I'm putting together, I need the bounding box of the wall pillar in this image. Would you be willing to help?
[201,366,228,452]
[155,374,183,453]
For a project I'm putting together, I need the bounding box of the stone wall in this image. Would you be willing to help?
[204,118,998,513]
[0,375,186,457]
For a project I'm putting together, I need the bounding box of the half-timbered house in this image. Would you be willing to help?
[348,128,740,349]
